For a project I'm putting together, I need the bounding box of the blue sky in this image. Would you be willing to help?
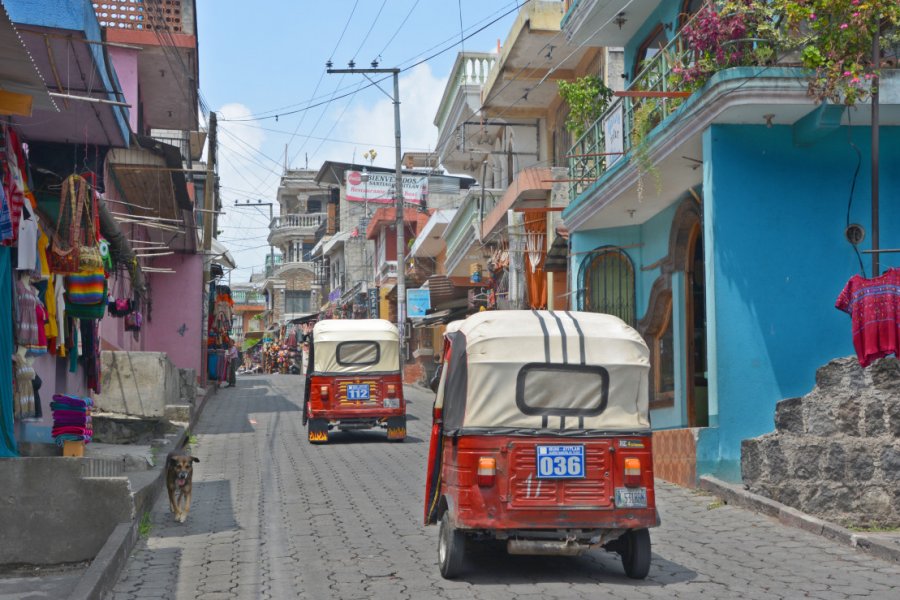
[198,0,524,279]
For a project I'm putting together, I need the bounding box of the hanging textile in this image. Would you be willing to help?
[0,247,18,456]
[1,125,26,246]
[523,211,547,310]
[12,352,36,420]
[835,267,900,367]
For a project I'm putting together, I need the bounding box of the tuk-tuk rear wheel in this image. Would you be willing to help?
[438,512,465,579]
[620,528,651,580]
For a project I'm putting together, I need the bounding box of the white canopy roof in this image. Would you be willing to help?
[312,319,400,373]
[438,311,650,432]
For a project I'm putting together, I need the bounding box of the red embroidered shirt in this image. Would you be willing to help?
[835,268,900,367]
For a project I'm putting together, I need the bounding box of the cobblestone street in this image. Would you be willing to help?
[109,375,900,599]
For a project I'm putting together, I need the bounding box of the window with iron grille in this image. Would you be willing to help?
[284,290,312,314]
[577,246,635,326]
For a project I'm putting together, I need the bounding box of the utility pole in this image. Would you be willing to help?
[327,62,406,359]
[235,199,275,276]
[201,111,218,386]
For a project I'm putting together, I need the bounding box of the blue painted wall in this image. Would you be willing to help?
[623,2,684,81]
[569,201,686,429]
[699,123,900,481]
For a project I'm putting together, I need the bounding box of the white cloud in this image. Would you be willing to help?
[314,63,446,168]
[214,102,280,280]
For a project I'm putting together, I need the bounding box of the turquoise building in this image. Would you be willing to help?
[561,1,900,482]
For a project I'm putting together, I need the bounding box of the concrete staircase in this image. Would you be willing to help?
[741,356,900,528]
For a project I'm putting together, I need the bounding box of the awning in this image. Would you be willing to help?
[544,232,569,273]
[410,209,456,258]
[411,306,468,327]
[242,338,261,351]
[211,239,237,269]
[0,5,56,116]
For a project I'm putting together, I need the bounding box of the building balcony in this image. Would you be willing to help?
[268,213,326,246]
[274,261,315,278]
[434,52,497,171]
[376,261,398,285]
[442,189,501,276]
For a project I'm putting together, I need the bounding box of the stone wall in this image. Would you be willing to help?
[94,351,180,418]
[742,357,900,528]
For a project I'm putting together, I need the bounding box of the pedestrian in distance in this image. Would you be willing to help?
[224,341,239,388]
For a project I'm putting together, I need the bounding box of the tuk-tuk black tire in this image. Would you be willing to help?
[620,528,651,579]
[302,400,309,425]
[438,512,465,579]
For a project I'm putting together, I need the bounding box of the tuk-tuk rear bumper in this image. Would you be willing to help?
[453,507,659,533]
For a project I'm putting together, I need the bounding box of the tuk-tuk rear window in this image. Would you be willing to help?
[515,363,609,416]
[336,341,380,366]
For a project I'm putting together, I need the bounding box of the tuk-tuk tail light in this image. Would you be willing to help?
[624,457,642,488]
[386,383,397,397]
[477,457,496,487]
[319,385,329,400]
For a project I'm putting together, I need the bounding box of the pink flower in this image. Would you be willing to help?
[840,23,849,29]
[851,77,860,84]
[844,71,852,76]
[809,13,816,20]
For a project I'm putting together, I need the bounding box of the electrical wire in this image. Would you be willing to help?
[220,2,530,123]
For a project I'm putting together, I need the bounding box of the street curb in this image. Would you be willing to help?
[699,475,900,566]
[67,383,215,600]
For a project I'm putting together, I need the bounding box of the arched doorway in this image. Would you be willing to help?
[638,193,707,425]
[685,222,708,427]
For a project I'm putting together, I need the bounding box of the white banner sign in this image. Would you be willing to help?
[603,105,624,167]
[344,170,427,205]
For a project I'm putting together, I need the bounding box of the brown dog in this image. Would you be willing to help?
[166,452,199,523]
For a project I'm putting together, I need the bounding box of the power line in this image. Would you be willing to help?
[220,2,529,123]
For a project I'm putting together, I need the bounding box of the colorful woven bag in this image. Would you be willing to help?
[48,176,85,274]
[65,268,106,305]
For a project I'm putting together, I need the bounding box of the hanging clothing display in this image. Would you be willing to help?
[16,203,38,272]
[835,267,900,367]
[14,276,47,356]
[1,125,26,246]
[12,352,36,420]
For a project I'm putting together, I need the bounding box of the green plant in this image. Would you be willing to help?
[771,0,900,105]
[630,101,662,201]
[706,499,725,510]
[188,434,198,446]
[558,75,614,140]
[138,512,152,538]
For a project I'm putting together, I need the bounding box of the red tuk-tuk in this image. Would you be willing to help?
[303,319,405,443]
[424,311,657,579]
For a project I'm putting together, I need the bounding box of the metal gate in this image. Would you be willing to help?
[576,246,636,326]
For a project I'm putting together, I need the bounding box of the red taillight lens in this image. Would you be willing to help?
[319,385,329,400]
[386,383,397,397]
[624,457,641,488]
[477,457,496,487]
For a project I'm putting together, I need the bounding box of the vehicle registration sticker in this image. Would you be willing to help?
[346,384,370,400]
[615,487,648,508]
[536,445,585,479]
[383,397,400,409]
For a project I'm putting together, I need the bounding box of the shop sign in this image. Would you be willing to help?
[407,289,431,318]
[368,288,379,317]
[345,170,427,205]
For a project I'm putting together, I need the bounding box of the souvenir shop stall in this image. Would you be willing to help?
[207,284,234,383]
[1,124,127,457]
[259,319,310,375]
